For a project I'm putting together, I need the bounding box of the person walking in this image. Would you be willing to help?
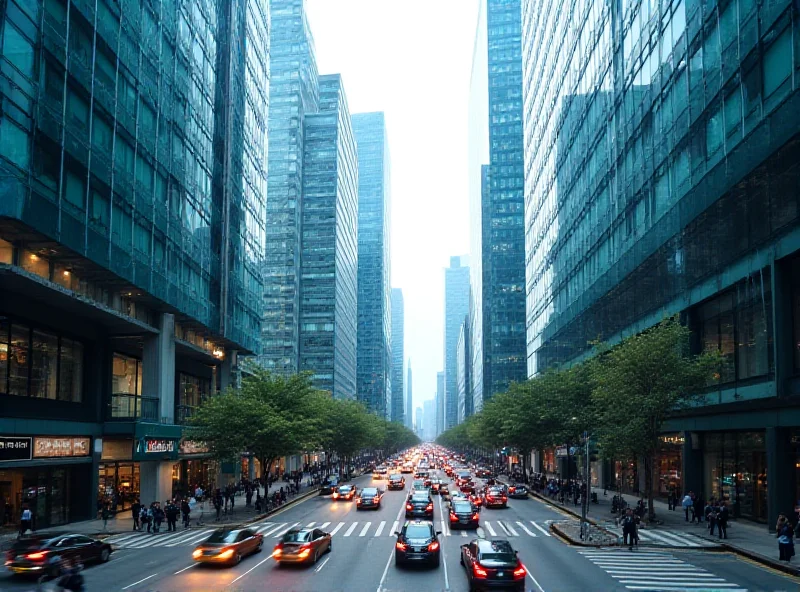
[18,505,32,537]
[681,492,694,522]
[717,501,729,539]
[144,505,153,533]
[692,493,704,524]
[706,500,718,536]
[131,500,142,531]
[181,498,191,528]
[101,503,111,531]
[165,500,179,532]
[778,515,795,561]
[621,509,636,551]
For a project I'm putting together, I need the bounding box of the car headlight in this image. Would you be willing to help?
[192,549,203,559]
[219,549,235,560]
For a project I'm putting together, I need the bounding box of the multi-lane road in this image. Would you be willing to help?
[2,470,797,591]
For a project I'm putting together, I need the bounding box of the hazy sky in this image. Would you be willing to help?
[306,0,480,415]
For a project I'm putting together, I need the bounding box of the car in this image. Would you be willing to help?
[430,479,443,494]
[192,528,263,565]
[373,471,384,480]
[449,500,480,529]
[401,464,413,474]
[394,520,441,567]
[320,477,339,495]
[406,491,434,519]
[460,481,476,494]
[470,492,483,507]
[388,474,406,490]
[483,487,508,509]
[273,527,331,565]
[5,534,112,578]
[508,484,528,499]
[438,482,450,496]
[377,465,388,474]
[356,487,382,510]
[411,479,427,492]
[460,538,526,591]
[332,484,356,501]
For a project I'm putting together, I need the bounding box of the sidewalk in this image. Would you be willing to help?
[0,471,328,550]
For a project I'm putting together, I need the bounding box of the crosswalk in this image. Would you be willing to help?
[604,526,718,548]
[579,549,747,590]
[105,519,553,548]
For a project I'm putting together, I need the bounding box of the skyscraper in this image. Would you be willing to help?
[521,0,800,527]
[415,406,424,437]
[391,289,405,423]
[299,75,359,398]
[0,0,267,524]
[435,371,445,437]
[457,317,472,424]
[406,361,413,430]
[423,399,436,441]
[353,113,392,418]
[262,0,319,373]
[444,256,470,430]
[468,0,527,411]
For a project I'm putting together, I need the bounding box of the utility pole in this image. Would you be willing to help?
[581,430,589,540]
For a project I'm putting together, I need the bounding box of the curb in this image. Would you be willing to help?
[718,542,800,578]
[549,522,609,547]
[237,487,322,528]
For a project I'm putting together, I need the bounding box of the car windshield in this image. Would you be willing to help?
[205,530,239,544]
[487,489,504,495]
[282,531,311,543]
[452,502,472,513]
[481,552,516,562]
[390,475,401,481]
[404,525,432,539]
[12,537,56,551]
[338,485,352,492]
[362,488,378,495]
[411,494,429,502]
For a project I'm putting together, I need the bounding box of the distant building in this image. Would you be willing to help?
[415,406,424,436]
[457,317,472,424]
[353,113,392,418]
[405,361,413,430]
[391,289,405,423]
[444,256,470,430]
[435,371,445,436]
[299,75,359,398]
[423,399,436,441]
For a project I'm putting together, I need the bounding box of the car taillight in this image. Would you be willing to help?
[406,503,412,510]
[487,496,495,501]
[502,496,507,502]
[428,541,439,551]
[426,503,433,511]
[473,563,488,578]
[395,541,407,551]
[26,552,47,560]
[513,565,527,578]
[356,498,362,503]
[333,492,339,498]
[509,487,516,493]
[472,513,480,520]
[450,512,458,522]
[298,548,311,558]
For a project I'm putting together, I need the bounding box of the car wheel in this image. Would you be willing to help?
[313,549,319,563]
[327,540,332,553]
[100,548,111,562]
[460,553,464,566]
[432,554,440,568]
[256,540,263,553]
[395,556,403,567]
[234,552,242,565]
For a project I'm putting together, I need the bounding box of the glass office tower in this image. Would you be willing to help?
[522,0,800,527]
[262,0,319,374]
[457,317,472,424]
[352,112,392,418]
[300,75,358,398]
[0,0,267,526]
[444,256,470,430]
[391,288,405,423]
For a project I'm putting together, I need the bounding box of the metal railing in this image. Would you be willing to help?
[107,393,160,422]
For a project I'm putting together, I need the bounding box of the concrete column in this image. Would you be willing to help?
[142,313,176,424]
[682,431,704,496]
[219,350,238,392]
[139,461,174,506]
[766,427,795,532]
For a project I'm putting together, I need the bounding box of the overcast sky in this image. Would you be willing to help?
[306,0,480,418]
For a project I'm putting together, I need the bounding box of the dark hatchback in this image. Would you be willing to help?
[508,484,528,499]
[320,477,340,495]
[449,501,480,529]
[387,474,405,490]
[356,487,382,510]
[460,538,526,591]
[394,521,441,567]
[405,492,434,519]
[5,534,111,578]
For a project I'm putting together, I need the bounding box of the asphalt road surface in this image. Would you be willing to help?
[2,471,798,591]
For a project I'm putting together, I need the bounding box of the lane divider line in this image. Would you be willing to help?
[121,573,157,590]
[530,521,551,536]
[359,522,371,537]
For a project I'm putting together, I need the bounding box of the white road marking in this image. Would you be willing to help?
[504,522,519,536]
[389,520,399,536]
[484,522,497,536]
[530,521,551,536]
[359,522,372,536]
[521,562,547,592]
[374,521,386,537]
[173,564,196,575]
[314,555,331,573]
[258,523,285,536]
[167,529,216,547]
[231,554,274,584]
[273,522,300,538]
[516,521,537,537]
[330,522,345,536]
[460,530,467,537]
[129,531,187,548]
[121,574,157,589]
[344,522,359,537]
[306,522,316,528]
[376,542,395,592]
[106,533,145,544]
[319,522,331,529]
[496,521,511,536]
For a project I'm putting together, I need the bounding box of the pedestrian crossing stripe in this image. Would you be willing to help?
[605,525,717,547]
[578,550,747,591]
[105,519,555,548]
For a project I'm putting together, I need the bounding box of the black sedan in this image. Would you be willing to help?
[5,534,111,578]
[405,491,434,519]
[387,474,405,490]
[320,477,340,495]
[356,487,382,510]
[449,500,479,529]
[332,484,355,501]
[395,520,441,567]
[460,538,526,591]
[507,484,528,499]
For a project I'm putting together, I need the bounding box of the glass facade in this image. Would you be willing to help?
[522,0,800,375]
[0,0,264,354]
[352,112,392,418]
[704,431,767,521]
[456,317,472,424]
[300,75,358,398]
[444,256,470,429]
[261,0,319,374]
[391,288,405,424]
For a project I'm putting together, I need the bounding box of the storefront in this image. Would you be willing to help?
[656,433,684,499]
[98,438,138,513]
[703,431,767,522]
[172,439,217,498]
[542,448,556,475]
[1,436,93,529]
[614,459,639,495]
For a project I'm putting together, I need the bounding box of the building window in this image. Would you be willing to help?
[763,28,792,99]
[0,116,30,169]
[112,353,142,397]
[64,171,86,210]
[177,372,211,424]
[2,21,35,78]
[0,238,12,264]
[58,338,83,402]
[21,251,49,279]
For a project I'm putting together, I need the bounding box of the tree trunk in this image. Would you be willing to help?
[644,453,655,521]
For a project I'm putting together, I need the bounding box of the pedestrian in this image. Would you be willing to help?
[165,500,179,532]
[181,498,191,528]
[101,503,111,531]
[778,515,795,561]
[19,505,32,537]
[153,503,164,533]
[681,492,694,522]
[131,499,142,531]
[717,501,729,539]
[706,500,718,536]
[621,509,636,551]
[144,505,153,533]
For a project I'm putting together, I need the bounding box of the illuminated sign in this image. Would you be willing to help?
[33,437,91,458]
[0,437,32,461]
[179,440,209,455]
[145,439,175,454]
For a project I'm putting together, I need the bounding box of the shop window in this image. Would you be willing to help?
[30,330,58,399]
[763,28,792,99]
[2,20,35,78]
[0,317,8,394]
[0,238,12,264]
[58,338,83,402]
[112,353,141,396]
[0,117,30,170]
[8,323,30,396]
[21,250,49,279]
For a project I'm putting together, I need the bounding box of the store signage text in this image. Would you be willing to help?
[0,437,33,461]
[144,439,175,454]
[180,440,209,455]
[34,437,91,458]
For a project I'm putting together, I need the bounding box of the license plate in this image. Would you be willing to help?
[498,571,504,577]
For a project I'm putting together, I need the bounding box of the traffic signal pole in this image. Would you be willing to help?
[581,431,589,540]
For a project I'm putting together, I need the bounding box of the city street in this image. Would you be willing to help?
[2,471,797,591]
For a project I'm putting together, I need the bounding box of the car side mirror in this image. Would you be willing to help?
[394,532,400,537]
[436,531,442,536]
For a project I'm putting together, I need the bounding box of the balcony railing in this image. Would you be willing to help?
[176,404,196,426]
[108,393,160,422]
